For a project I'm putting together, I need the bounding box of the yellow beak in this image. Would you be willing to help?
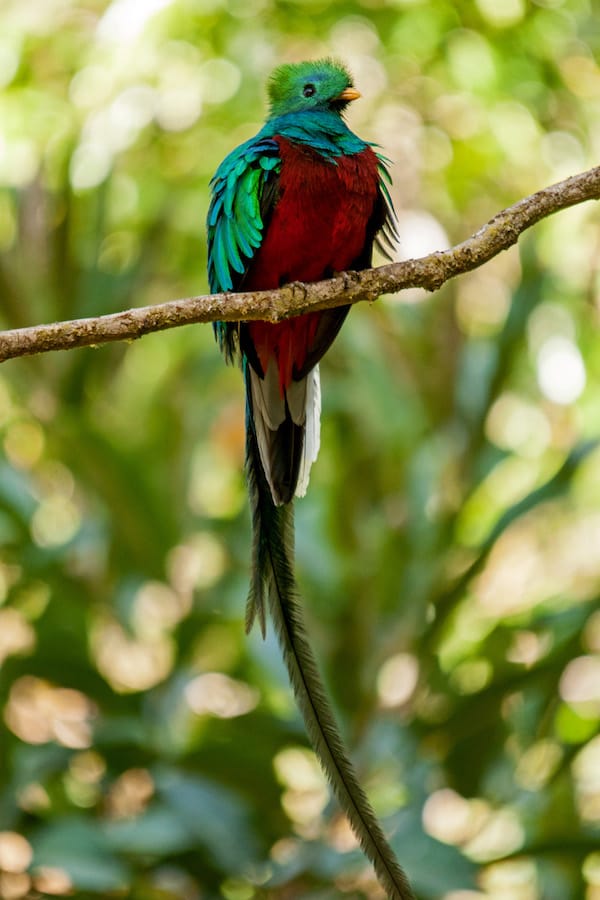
[336,87,361,102]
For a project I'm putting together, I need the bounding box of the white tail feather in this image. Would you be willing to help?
[250,359,285,431]
[249,360,321,504]
[249,361,285,503]
[296,366,321,498]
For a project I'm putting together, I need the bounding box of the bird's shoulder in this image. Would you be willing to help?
[210,133,281,189]
[207,131,282,295]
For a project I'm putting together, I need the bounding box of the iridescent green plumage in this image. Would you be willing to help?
[207,113,394,360]
[207,59,379,295]
[207,139,279,292]
[206,60,413,900]
[267,58,354,116]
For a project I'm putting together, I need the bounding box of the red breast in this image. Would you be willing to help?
[246,138,380,391]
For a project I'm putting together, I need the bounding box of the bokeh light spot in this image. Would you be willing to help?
[423,789,490,847]
[0,608,36,664]
[185,672,258,719]
[0,39,20,88]
[274,747,328,832]
[92,617,173,692]
[476,0,525,28]
[0,871,31,899]
[69,141,112,190]
[560,655,600,713]
[377,653,419,708]
[167,532,227,596]
[31,495,81,548]
[536,336,586,405]
[515,739,563,790]
[465,807,525,861]
[5,677,95,748]
[133,580,191,638]
[0,137,39,188]
[200,58,242,105]
[32,866,72,896]
[97,0,174,43]
[479,859,538,899]
[4,420,45,470]
[572,736,600,823]
[486,392,551,457]
[447,31,497,91]
[0,832,32,873]
[106,768,154,819]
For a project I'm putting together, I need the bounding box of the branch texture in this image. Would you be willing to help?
[1,165,598,363]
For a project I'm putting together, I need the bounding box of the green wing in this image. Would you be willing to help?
[207,136,281,360]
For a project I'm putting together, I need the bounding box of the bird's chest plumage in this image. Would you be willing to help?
[244,138,380,290]
[244,137,381,391]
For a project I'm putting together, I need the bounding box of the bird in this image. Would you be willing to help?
[207,57,396,632]
[207,59,414,900]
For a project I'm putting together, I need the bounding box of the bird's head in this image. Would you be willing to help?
[267,58,360,118]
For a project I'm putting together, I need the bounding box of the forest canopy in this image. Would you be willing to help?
[0,1,599,898]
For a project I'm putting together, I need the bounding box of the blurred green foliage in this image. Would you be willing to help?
[0,1,599,898]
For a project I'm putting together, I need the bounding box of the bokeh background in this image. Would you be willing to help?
[0,1,599,898]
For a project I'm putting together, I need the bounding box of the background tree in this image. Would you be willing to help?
[0,2,599,899]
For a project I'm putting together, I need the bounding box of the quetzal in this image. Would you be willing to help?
[207,58,396,634]
[207,60,413,900]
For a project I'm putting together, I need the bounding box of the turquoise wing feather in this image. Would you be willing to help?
[207,136,281,361]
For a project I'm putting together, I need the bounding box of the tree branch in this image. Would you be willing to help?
[1,165,598,364]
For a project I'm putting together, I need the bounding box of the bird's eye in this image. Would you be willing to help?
[303,83,316,97]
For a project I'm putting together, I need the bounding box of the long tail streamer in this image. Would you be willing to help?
[245,388,415,900]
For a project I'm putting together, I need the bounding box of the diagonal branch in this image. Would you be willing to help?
[1,165,598,364]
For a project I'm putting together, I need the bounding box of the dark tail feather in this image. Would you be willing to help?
[245,414,274,637]
[244,393,415,900]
